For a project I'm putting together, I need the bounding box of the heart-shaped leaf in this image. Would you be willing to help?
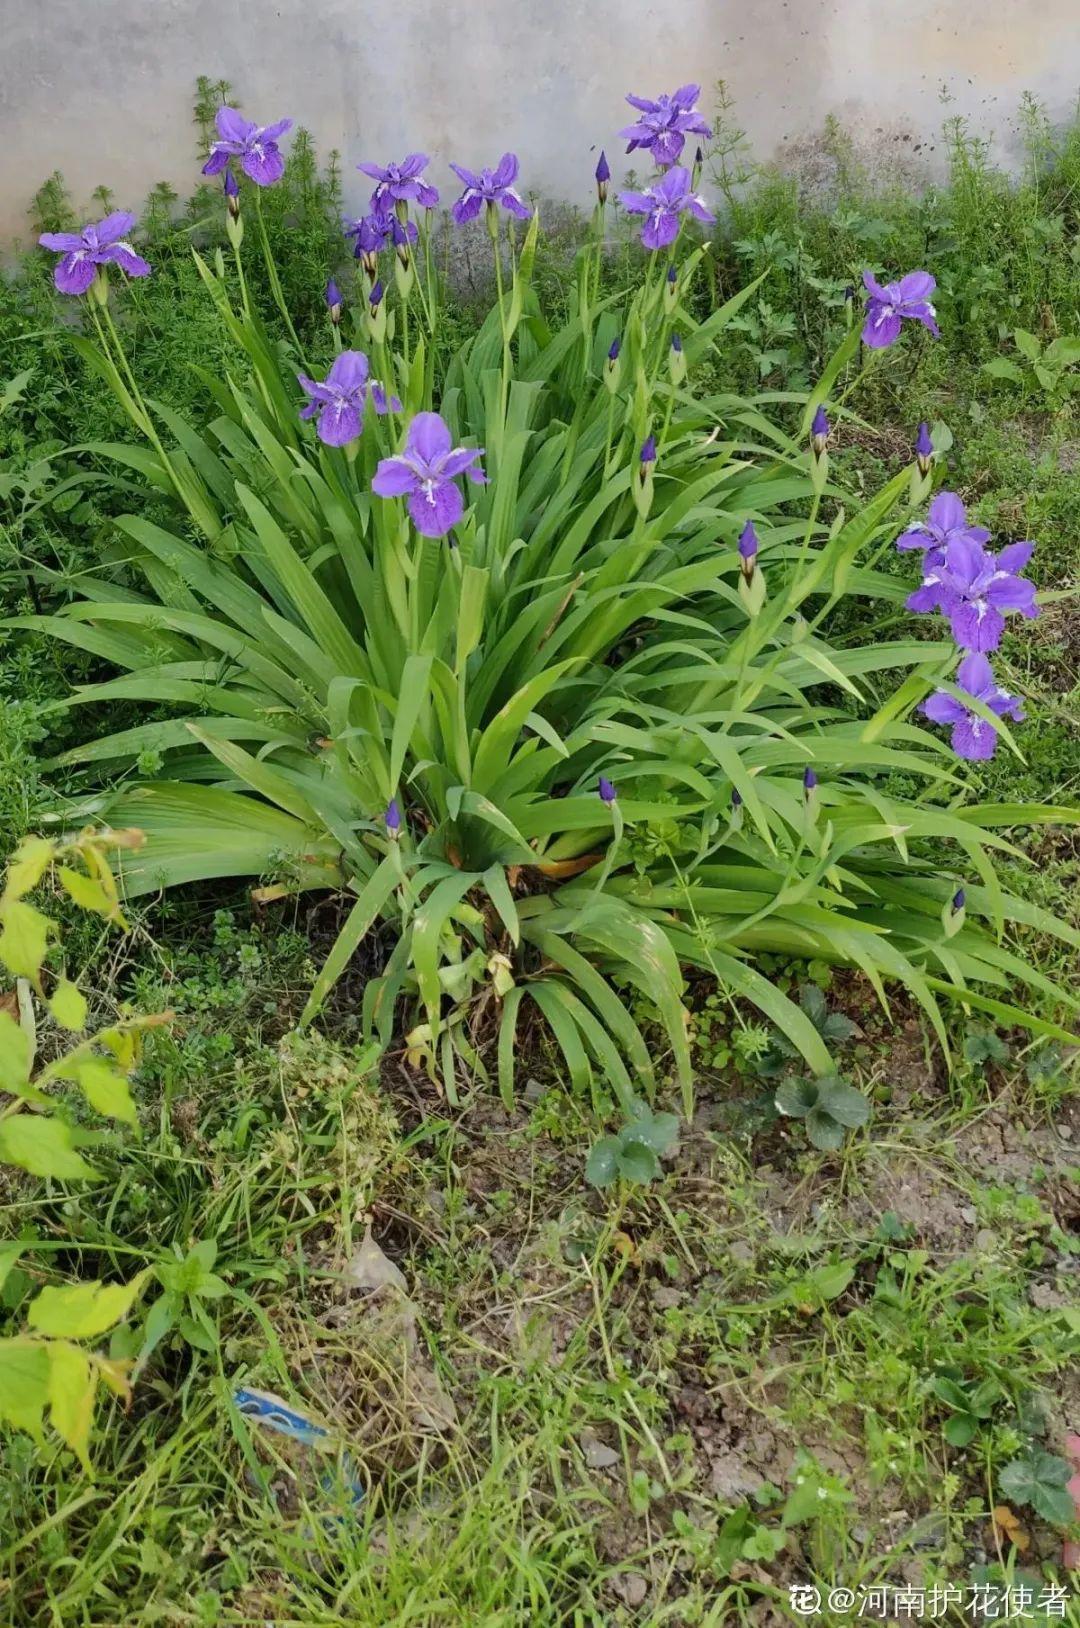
[816,1078,870,1128]
[585,1135,621,1189]
[775,1077,819,1118]
[617,1140,661,1185]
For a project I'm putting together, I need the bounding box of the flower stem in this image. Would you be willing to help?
[253,188,306,362]
[491,211,511,425]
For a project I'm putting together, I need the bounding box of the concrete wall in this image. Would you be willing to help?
[1,0,1077,243]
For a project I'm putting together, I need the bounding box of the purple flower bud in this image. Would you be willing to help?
[608,336,621,362]
[595,148,610,204]
[325,278,342,325]
[952,887,965,912]
[843,284,855,303]
[598,776,617,805]
[672,333,682,353]
[223,167,241,219]
[385,798,402,835]
[915,420,934,475]
[369,279,384,311]
[738,520,758,563]
[811,403,830,456]
[731,787,743,808]
[803,766,818,793]
[640,435,657,466]
[667,264,678,285]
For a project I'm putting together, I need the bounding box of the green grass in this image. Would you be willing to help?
[1,84,1079,1626]
[2,939,1076,1623]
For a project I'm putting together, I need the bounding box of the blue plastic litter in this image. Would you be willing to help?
[232,1385,367,1514]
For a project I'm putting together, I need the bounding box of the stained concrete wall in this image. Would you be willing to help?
[0,0,1077,243]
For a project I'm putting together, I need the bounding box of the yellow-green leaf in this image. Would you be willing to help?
[27,1272,150,1339]
[0,899,51,981]
[49,980,88,1033]
[47,1342,96,1471]
[76,1059,138,1125]
[96,1355,133,1403]
[57,868,116,919]
[5,838,54,901]
[0,1338,50,1436]
[0,1115,95,1180]
[0,1010,31,1093]
[0,1244,23,1293]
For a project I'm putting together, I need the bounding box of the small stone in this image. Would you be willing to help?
[612,1572,648,1608]
[580,1430,619,1469]
[975,1229,997,1252]
[959,1206,977,1225]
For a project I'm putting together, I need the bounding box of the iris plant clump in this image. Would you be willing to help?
[24,87,1078,1119]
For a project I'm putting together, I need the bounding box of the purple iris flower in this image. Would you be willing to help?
[357,154,439,210]
[921,652,1024,761]
[369,279,384,311]
[598,776,617,804]
[640,435,657,465]
[346,210,417,257]
[297,351,397,447]
[38,212,151,296]
[369,380,401,415]
[915,422,934,459]
[371,412,488,538]
[896,491,989,566]
[202,106,293,187]
[811,404,830,454]
[385,798,402,835]
[619,166,714,250]
[619,84,712,169]
[450,154,532,223]
[909,536,1038,652]
[738,520,758,566]
[861,270,939,349]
